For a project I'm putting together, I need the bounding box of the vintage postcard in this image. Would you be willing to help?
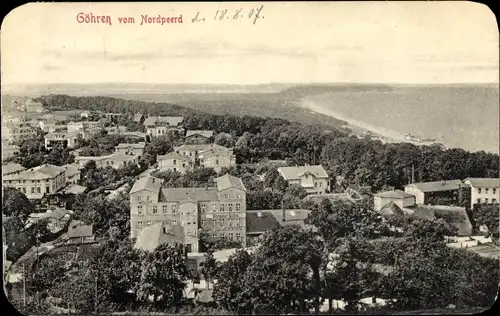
[1,2,499,315]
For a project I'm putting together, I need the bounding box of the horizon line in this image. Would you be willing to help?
[2,81,499,87]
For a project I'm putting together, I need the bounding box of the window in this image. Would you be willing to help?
[201,204,206,213]
[478,188,482,194]
[229,232,234,240]
[220,204,224,212]
[485,188,489,194]
[138,205,143,214]
[485,198,489,204]
[152,205,158,214]
[46,186,50,193]
[229,204,233,212]
[212,233,217,240]
[219,218,224,226]
[147,195,151,201]
[236,232,241,241]
[314,182,317,188]
[477,198,481,204]
[236,203,241,212]
[494,188,497,194]
[172,219,178,225]
[173,159,177,165]
[201,219,206,226]
[219,232,225,238]
[36,187,41,193]
[173,168,176,172]
[225,194,228,199]
[146,221,152,226]
[319,182,322,187]
[216,159,219,165]
[163,205,168,213]
[172,205,177,214]
[137,221,143,229]
[111,160,114,165]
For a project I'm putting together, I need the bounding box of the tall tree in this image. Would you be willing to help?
[135,244,190,308]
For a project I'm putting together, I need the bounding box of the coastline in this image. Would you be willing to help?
[300,98,444,147]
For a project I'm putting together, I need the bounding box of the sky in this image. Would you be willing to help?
[1,1,498,85]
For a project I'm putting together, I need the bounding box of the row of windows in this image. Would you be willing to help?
[4,179,48,184]
[201,218,243,227]
[136,202,243,214]
[212,232,242,241]
[137,204,178,214]
[476,198,498,204]
[477,188,497,194]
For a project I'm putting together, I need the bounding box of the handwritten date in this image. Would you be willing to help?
[191,5,264,25]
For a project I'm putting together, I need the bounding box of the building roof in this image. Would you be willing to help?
[464,178,500,189]
[157,152,190,161]
[143,116,183,127]
[2,163,26,176]
[61,184,87,195]
[61,163,80,177]
[134,222,185,252]
[139,167,157,178]
[185,130,214,138]
[174,144,216,152]
[3,164,64,181]
[195,289,214,304]
[277,165,329,180]
[246,209,313,234]
[29,207,71,221]
[159,187,219,202]
[379,201,406,216]
[405,179,464,193]
[375,189,415,199]
[199,149,234,159]
[115,142,146,149]
[75,152,138,163]
[130,176,163,194]
[402,204,473,235]
[215,174,246,192]
[68,222,93,238]
[246,211,282,233]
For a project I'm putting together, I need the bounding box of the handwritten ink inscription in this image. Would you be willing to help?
[75,5,264,26]
[192,5,264,25]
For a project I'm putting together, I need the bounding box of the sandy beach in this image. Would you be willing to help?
[301,97,444,147]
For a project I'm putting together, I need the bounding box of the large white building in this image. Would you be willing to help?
[463,178,500,206]
[129,174,247,252]
[2,164,67,199]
